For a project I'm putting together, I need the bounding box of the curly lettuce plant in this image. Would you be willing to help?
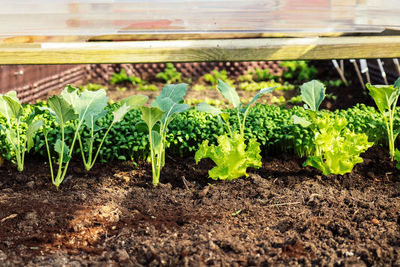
[0,91,43,171]
[194,79,274,180]
[366,78,400,161]
[293,80,372,175]
[138,84,189,186]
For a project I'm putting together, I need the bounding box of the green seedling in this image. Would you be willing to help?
[366,78,400,160]
[195,79,275,180]
[0,91,43,171]
[293,80,372,175]
[138,84,189,186]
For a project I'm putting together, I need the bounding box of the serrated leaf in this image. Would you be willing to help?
[300,80,326,111]
[197,102,221,116]
[47,95,78,125]
[26,119,44,151]
[217,79,240,108]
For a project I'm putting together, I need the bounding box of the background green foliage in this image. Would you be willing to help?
[0,102,395,164]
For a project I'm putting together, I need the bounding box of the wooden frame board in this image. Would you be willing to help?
[1,36,400,64]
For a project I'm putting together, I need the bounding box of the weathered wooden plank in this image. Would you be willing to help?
[1,36,400,64]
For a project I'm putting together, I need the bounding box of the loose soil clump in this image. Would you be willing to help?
[0,147,399,266]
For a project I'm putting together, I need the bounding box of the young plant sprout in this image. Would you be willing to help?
[138,83,189,186]
[366,78,400,161]
[0,91,43,171]
[293,80,372,175]
[195,79,275,180]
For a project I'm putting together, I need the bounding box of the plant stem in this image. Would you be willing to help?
[88,122,114,170]
[44,133,55,185]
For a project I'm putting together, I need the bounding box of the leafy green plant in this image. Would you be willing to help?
[293,80,372,175]
[137,84,159,91]
[252,68,275,82]
[156,63,182,84]
[0,91,43,171]
[77,94,148,171]
[195,79,274,180]
[110,69,143,85]
[239,81,294,92]
[195,132,261,180]
[79,83,107,92]
[43,86,110,188]
[366,79,400,160]
[203,69,234,86]
[280,61,317,82]
[139,84,189,186]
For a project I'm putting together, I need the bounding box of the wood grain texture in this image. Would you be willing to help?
[1,36,400,64]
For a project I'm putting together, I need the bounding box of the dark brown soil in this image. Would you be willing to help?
[1,146,399,266]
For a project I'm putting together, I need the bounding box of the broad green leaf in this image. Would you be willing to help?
[0,91,22,121]
[74,89,108,123]
[84,110,108,131]
[151,130,161,152]
[54,139,71,163]
[220,112,230,124]
[292,115,311,127]
[197,102,221,116]
[26,119,44,151]
[242,86,275,113]
[153,83,188,106]
[366,83,397,114]
[120,94,148,110]
[140,106,164,131]
[5,128,17,145]
[217,79,240,108]
[112,103,131,124]
[60,85,79,107]
[157,97,189,122]
[300,80,326,111]
[394,77,400,89]
[47,95,78,125]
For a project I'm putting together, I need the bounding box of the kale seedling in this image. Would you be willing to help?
[0,91,43,171]
[138,84,189,186]
[366,78,400,160]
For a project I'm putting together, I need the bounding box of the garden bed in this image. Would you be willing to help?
[0,147,399,266]
[1,61,400,266]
